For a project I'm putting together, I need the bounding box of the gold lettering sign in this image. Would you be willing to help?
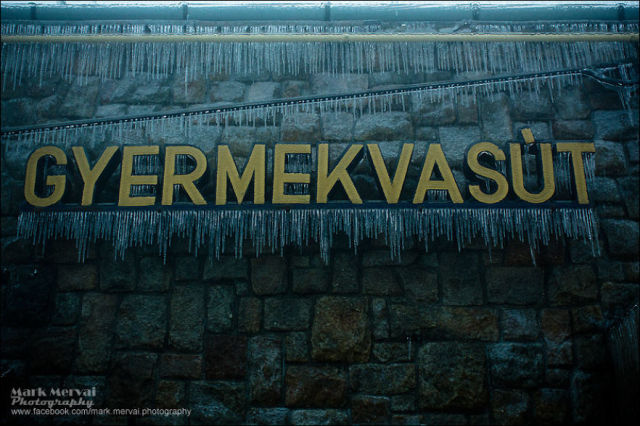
[24,146,67,207]
[368,143,413,204]
[413,144,463,204]
[510,143,555,204]
[273,144,311,204]
[216,144,265,205]
[317,144,363,204]
[21,133,596,208]
[118,145,159,207]
[467,142,509,204]
[556,142,596,204]
[162,146,207,205]
[73,146,118,206]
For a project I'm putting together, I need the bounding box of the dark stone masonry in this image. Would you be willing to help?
[1,39,639,425]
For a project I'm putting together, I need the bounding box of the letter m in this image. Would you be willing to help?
[216,144,265,205]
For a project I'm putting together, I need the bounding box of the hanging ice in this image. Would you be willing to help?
[1,64,604,151]
[16,205,601,264]
[1,21,637,86]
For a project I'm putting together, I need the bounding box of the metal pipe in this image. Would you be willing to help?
[331,1,639,22]
[2,32,638,43]
[1,1,638,23]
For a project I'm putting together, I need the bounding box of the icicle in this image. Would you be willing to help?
[426,190,449,202]
[284,153,311,195]
[553,151,573,196]
[584,152,596,184]
[131,154,161,197]
[617,63,638,122]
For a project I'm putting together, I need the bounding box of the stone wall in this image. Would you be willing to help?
[1,54,639,425]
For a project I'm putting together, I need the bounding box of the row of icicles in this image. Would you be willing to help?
[3,22,636,36]
[17,206,600,264]
[0,67,612,145]
[1,22,638,88]
[2,61,637,151]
